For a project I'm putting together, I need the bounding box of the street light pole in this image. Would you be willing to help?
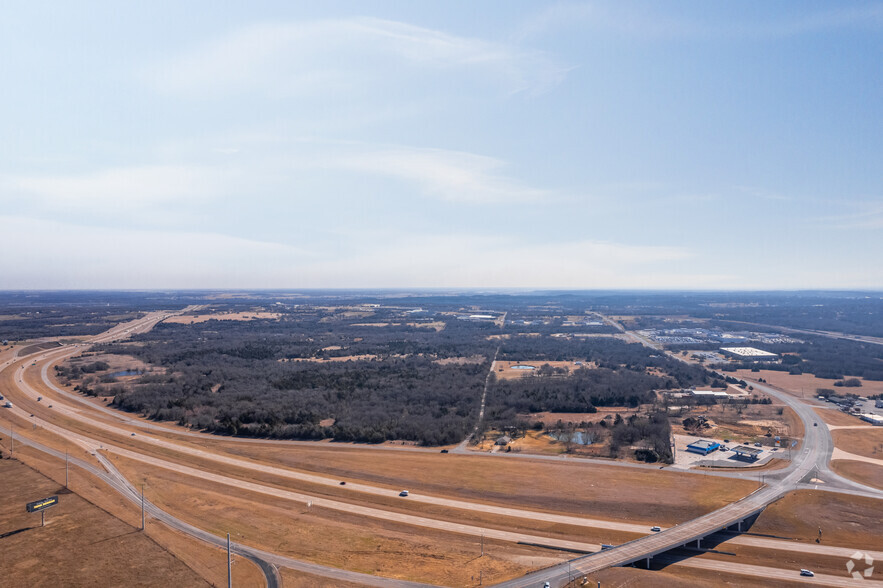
[141,484,145,530]
[227,533,233,588]
[65,452,69,488]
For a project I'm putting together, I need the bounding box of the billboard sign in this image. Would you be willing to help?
[26,496,58,513]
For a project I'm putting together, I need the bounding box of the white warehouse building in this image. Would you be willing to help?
[720,347,778,361]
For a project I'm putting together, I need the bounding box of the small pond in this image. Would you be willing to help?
[108,370,141,378]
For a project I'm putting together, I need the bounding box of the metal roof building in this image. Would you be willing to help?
[720,347,778,360]
[686,440,720,455]
[731,446,763,460]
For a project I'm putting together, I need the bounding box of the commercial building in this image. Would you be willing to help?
[876,399,883,409]
[689,390,730,398]
[686,440,720,455]
[731,446,763,460]
[720,347,778,361]
[860,414,883,426]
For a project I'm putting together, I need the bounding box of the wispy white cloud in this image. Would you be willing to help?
[5,165,235,210]
[332,146,549,204]
[144,17,569,98]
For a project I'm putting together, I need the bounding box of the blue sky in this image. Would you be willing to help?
[1,1,881,289]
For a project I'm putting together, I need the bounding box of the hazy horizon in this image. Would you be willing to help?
[2,1,881,290]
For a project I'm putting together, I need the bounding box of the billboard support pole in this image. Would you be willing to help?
[227,533,232,588]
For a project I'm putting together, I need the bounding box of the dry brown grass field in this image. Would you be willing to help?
[207,442,759,525]
[105,449,647,547]
[525,407,651,426]
[814,407,867,426]
[831,428,883,458]
[749,490,883,550]
[0,458,211,588]
[736,369,883,397]
[5,445,266,587]
[110,455,572,586]
[492,360,596,380]
[830,460,883,491]
[164,312,281,324]
[280,568,372,587]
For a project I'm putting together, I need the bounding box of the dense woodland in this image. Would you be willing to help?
[86,309,495,445]
[486,337,717,424]
[18,290,882,448]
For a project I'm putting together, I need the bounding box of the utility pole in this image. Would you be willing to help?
[141,484,145,530]
[227,533,233,588]
[10,425,13,455]
[65,452,69,488]
[480,533,484,557]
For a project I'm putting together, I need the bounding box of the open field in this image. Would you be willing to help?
[110,455,565,586]
[749,490,883,550]
[6,445,266,587]
[164,312,281,324]
[492,360,596,380]
[831,427,883,458]
[830,460,883,491]
[208,441,759,525]
[525,407,651,426]
[736,369,883,397]
[280,568,372,588]
[104,448,648,548]
[814,407,867,427]
[0,458,210,588]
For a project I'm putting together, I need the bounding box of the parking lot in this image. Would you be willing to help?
[671,434,779,470]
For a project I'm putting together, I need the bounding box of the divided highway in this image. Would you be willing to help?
[2,313,882,588]
[493,319,883,587]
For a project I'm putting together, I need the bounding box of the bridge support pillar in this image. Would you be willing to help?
[738,520,742,532]
[696,539,701,549]
[645,557,650,569]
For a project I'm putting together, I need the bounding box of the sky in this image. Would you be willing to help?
[1,1,881,290]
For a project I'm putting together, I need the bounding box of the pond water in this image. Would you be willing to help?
[109,370,140,378]
[510,365,536,370]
